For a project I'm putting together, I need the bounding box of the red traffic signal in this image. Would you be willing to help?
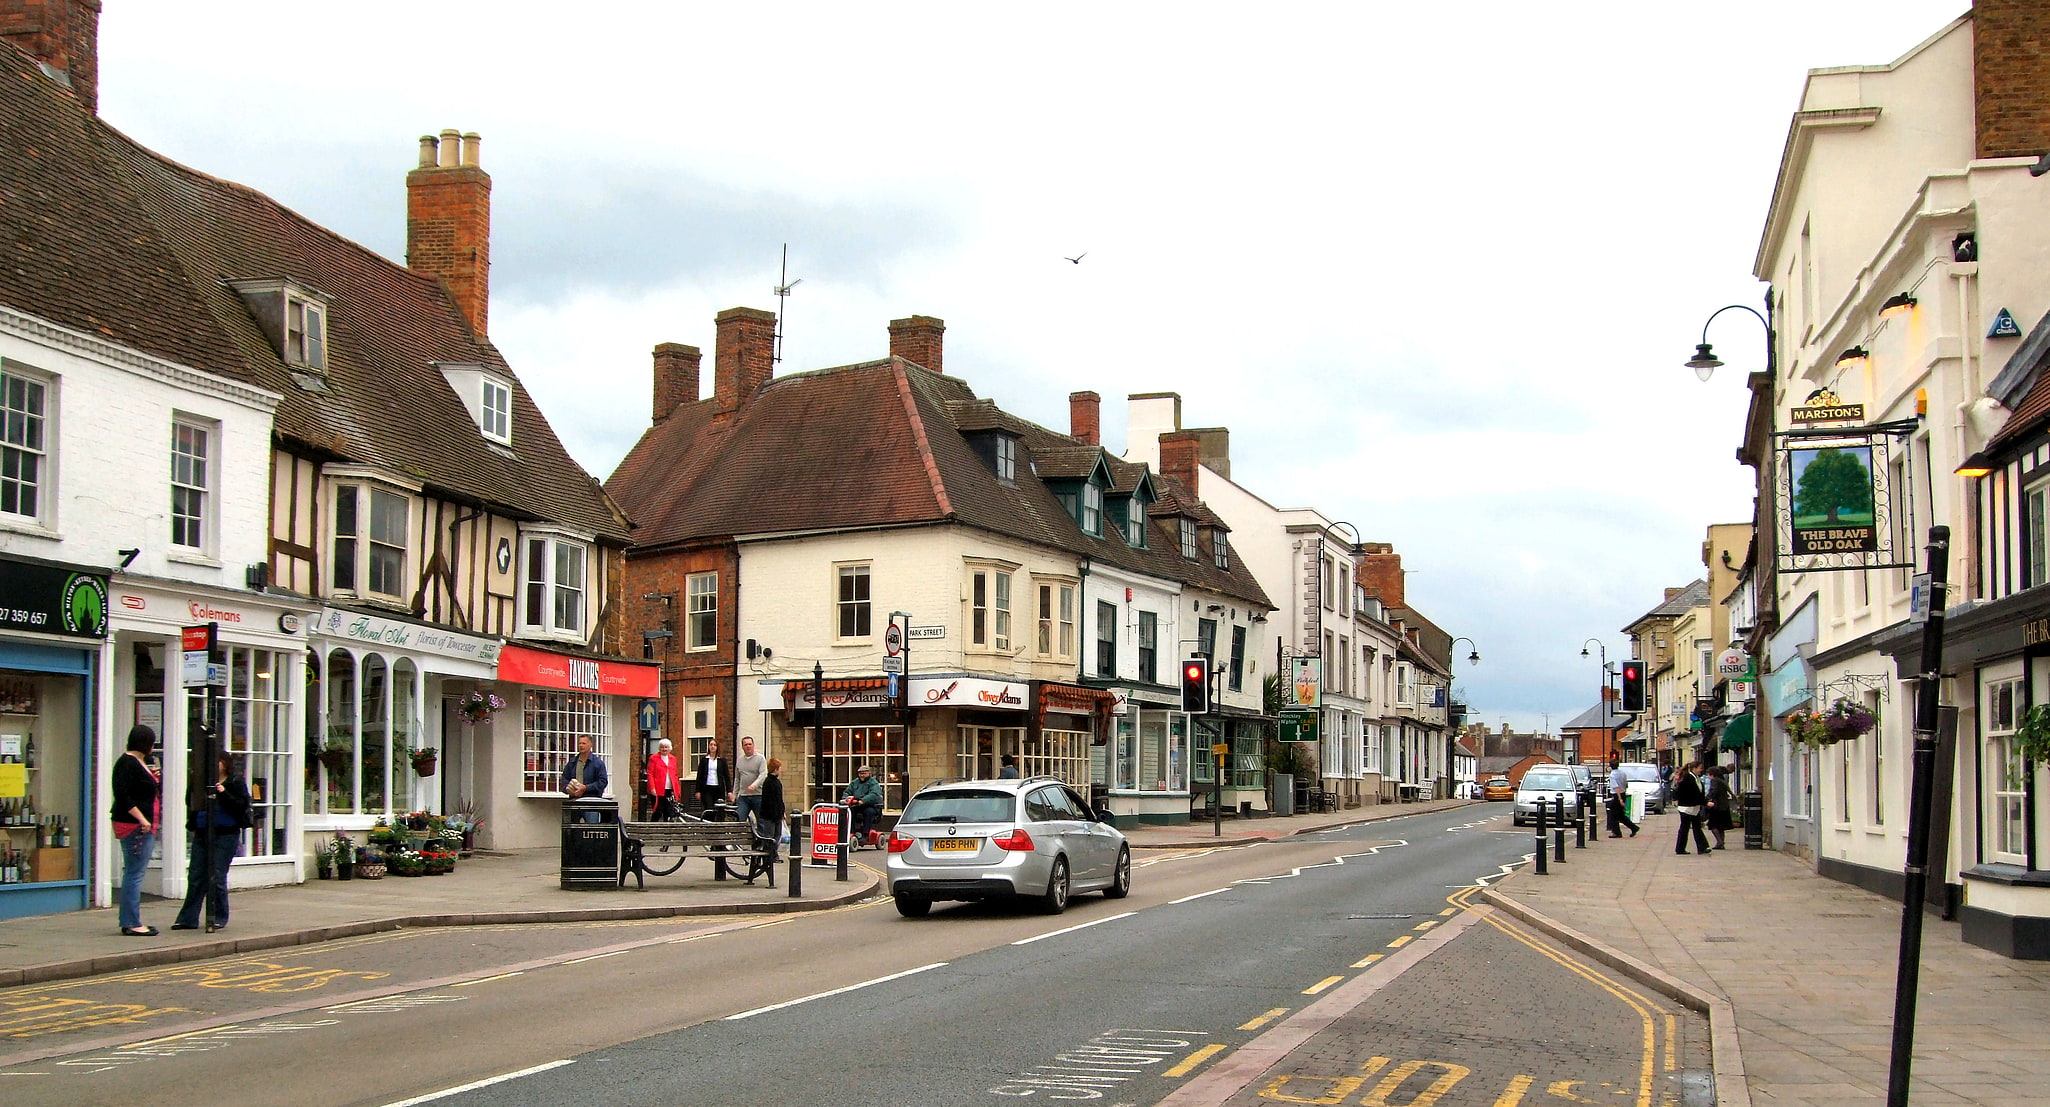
[1620,660,1646,714]
[1181,658,1210,714]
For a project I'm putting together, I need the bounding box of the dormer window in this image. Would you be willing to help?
[1125,497,1147,548]
[1213,528,1230,569]
[436,362,515,446]
[1180,518,1198,559]
[286,296,326,369]
[1081,481,1103,536]
[995,435,1016,482]
[226,278,333,374]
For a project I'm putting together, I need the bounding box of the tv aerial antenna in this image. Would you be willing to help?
[774,243,802,364]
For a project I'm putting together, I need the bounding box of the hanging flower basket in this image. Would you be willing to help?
[317,745,353,777]
[412,748,439,777]
[458,691,507,726]
[1788,698,1877,747]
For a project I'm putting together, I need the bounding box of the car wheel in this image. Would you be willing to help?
[1038,857,1070,915]
[1103,847,1132,900]
[894,894,931,918]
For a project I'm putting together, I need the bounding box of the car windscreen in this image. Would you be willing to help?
[1521,772,1574,791]
[902,791,1014,823]
[1619,765,1663,783]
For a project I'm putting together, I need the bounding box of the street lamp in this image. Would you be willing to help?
[1683,303,1775,384]
[1449,636,1480,666]
[1443,637,1479,798]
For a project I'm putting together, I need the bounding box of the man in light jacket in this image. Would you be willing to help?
[732,736,767,827]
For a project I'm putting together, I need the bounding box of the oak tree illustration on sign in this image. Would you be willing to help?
[1792,446,1875,528]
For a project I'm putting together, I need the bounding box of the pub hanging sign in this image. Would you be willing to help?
[1773,418,1917,574]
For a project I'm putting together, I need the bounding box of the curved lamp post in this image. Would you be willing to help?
[1444,637,1480,797]
[1684,302,1775,383]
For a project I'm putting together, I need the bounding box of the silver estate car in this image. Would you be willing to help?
[1512,766,1584,827]
[885,777,1131,917]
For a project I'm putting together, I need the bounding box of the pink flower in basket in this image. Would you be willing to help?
[458,691,507,726]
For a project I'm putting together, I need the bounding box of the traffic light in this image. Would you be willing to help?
[1620,660,1646,714]
[1181,657,1210,714]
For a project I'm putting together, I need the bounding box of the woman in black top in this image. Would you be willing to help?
[748,757,787,880]
[1671,762,1712,856]
[110,725,162,935]
[1704,764,1735,850]
[174,753,251,931]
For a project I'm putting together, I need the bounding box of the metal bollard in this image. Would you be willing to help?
[1575,793,1587,849]
[1535,794,1549,875]
[1553,795,1567,861]
[788,813,804,897]
[837,802,851,882]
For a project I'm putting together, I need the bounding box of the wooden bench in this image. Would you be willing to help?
[619,820,775,890]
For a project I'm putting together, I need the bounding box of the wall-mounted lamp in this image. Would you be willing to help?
[1685,344,1723,382]
[1834,346,1870,370]
[1879,293,1916,319]
[746,639,773,660]
[1205,603,1225,614]
[1955,452,1994,479]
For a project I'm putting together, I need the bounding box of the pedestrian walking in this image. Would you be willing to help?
[110,724,162,936]
[693,738,730,812]
[1606,754,1639,838]
[173,753,250,931]
[1705,764,1735,850]
[561,735,609,799]
[1671,761,1712,856]
[645,738,680,821]
[731,735,766,826]
[744,756,787,882]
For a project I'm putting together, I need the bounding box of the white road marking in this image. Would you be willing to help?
[1233,840,1408,884]
[375,1060,575,1106]
[1012,912,1138,945]
[1169,888,1232,904]
[724,962,947,1020]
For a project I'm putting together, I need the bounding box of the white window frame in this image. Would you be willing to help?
[1126,497,1147,547]
[519,689,609,797]
[968,563,1015,652]
[1396,662,1415,707]
[1180,519,1198,559]
[1081,481,1103,536]
[330,479,414,602]
[686,571,717,651]
[1137,610,1158,684]
[1214,528,1230,569]
[1032,580,1078,662]
[286,294,327,370]
[481,377,512,445]
[836,563,872,640]
[519,529,590,641]
[994,435,1016,483]
[0,363,50,527]
[1986,674,2028,865]
[1336,563,1348,614]
[169,415,216,555]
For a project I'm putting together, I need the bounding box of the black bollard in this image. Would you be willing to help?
[1553,795,1567,861]
[1535,794,1549,875]
[788,813,804,898]
[1575,793,1587,849]
[836,801,851,882]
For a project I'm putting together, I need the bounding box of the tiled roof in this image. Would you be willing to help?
[1562,701,1630,729]
[606,359,1272,611]
[1628,579,1710,625]
[0,44,626,542]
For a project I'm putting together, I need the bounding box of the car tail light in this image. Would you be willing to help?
[991,828,1035,851]
[887,832,914,853]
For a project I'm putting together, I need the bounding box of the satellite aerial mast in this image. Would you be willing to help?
[774,243,802,364]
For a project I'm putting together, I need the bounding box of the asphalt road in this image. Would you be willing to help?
[0,805,1707,1106]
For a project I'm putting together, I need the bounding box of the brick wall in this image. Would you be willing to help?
[652,342,701,424]
[1975,0,2050,160]
[713,307,776,418]
[889,315,945,374]
[1069,390,1100,445]
[406,131,491,336]
[1357,542,1404,610]
[0,0,100,112]
[1159,431,1202,494]
[622,543,740,752]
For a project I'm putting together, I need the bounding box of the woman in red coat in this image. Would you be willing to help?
[645,738,681,820]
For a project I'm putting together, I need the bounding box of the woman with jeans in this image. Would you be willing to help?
[173,753,250,932]
[1670,761,1713,856]
[110,724,162,936]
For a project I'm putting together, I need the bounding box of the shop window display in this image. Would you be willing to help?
[0,672,84,886]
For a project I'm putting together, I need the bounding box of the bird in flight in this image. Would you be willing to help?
[1065,252,1086,264]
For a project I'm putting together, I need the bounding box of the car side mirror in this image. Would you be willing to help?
[1093,805,1115,824]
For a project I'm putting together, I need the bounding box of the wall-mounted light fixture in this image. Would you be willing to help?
[1685,344,1723,382]
[1955,452,1994,478]
[1835,346,1870,370]
[1879,293,1916,319]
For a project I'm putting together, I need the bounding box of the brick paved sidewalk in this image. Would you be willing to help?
[1485,816,2050,1105]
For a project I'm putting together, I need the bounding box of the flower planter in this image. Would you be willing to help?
[353,861,385,880]
[412,753,438,777]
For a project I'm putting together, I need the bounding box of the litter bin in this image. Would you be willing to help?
[1741,791,1765,850]
[561,797,621,889]
[1273,772,1295,817]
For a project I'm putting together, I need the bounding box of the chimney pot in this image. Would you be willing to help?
[652,342,702,424]
[417,135,438,167]
[437,128,460,167]
[406,128,493,335]
[460,132,481,167]
[888,315,945,374]
[1069,391,1101,446]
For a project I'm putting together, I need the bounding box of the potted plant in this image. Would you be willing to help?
[457,690,507,727]
[450,799,483,854]
[315,849,333,880]
[1821,698,1878,743]
[330,831,356,881]
[318,742,353,778]
[354,847,387,880]
[411,746,439,777]
[388,849,426,877]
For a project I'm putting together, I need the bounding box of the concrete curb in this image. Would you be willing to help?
[2,877,882,989]
[1481,886,1751,1107]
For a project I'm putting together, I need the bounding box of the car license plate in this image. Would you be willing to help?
[930,837,978,852]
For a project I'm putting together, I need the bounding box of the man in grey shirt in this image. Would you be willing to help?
[732,736,767,827]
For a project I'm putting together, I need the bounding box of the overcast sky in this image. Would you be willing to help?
[95,1,1967,733]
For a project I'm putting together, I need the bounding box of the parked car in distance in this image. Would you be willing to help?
[1455,780,1484,800]
[1512,766,1583,826]
[1482,777,1515,801]
[1614,762,1667,815]
[885,777,1130,918]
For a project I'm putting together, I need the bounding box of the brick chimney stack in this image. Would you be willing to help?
[713,307,777,419]
[652,342,701,424]
[1357,541,1404,611]
[406,129,492,336]
[0,0,101,113]
[1975,0,2050,159]
[1159,431,1202,496]
[889,316,945,374]
[1069,391,1101,445]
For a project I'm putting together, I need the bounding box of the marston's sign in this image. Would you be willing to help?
[497,643,659,698]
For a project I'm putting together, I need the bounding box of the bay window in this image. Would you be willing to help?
[332,481,411,600]
[521,531,588,639]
